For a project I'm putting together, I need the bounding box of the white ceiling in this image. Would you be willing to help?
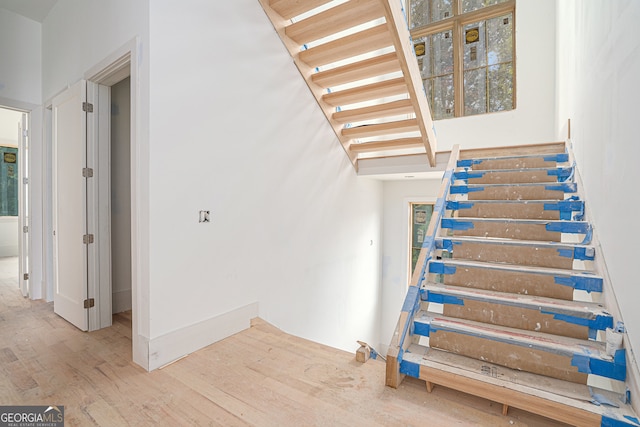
[0,0,57,22]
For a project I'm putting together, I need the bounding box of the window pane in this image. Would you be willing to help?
[416,31,453,79]
[410,203,434,273]
[464,67,487,116]
[0,147,19,216]
[462,0,509,14]
[409,0,453,29]
[487,14,513,65]
[433,74,454,119]
[463,21,487,69]
[488,63,513,112]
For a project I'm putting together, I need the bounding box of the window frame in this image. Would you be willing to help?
[408,201,435,277]
[408,0,517,118]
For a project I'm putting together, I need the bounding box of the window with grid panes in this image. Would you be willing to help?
[408,0,515,120]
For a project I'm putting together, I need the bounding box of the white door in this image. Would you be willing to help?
[18,113,29,297]
[52,80,89,331]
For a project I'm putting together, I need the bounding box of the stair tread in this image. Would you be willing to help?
[322,77,408,107]
[458,145,568,161]
[414,311,609,358]
[430,258,601,279]
[401,344,638,425]
[437,234,594,249]
[311,51,401,88]
[421,282,609,315]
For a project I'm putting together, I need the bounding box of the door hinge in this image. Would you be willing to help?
[23,273,29,280]
[83,234,95,244]
[23,225,28,233]
[82,102,94,113]
[84,298,95,309]
[23,177,29,185]
[22,129,29,137]
[82,168,94,178]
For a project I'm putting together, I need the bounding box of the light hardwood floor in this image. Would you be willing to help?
[0,257,569,426]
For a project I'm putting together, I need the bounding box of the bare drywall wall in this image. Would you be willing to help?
[432,0,557,152]
[556,0,640,410]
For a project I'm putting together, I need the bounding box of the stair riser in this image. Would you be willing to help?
[441,219,590,242]
[429,262,603,300]
[457,153,568,171]
[421,298,611,340]
[437,240,594,270]
[454,169,572,185]
[447,200,584,220]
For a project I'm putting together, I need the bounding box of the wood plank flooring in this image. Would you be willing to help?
[0,257,569,426]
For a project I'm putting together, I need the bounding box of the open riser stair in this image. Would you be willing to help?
[387,142,640,426]
[258,0,438,168]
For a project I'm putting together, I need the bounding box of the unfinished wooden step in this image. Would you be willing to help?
[322,77,408,107]
[332,99,414,124]
[428,259,603,300]
[349,137,424,153]
[342,118,418,139]
[441,217,592,242]
[459,142,567,162]
[400,344,639,427]
[457,152,569,170]
[312,52,401,88]
[446,199,585,220]
[436,236,595,270]
[453,167,573,184]
[420,283,612,339]
[298,24,392,68]
[450,182,577,201]
[412,313,626,384]
[269,0,333,20]
[285,0,385,45]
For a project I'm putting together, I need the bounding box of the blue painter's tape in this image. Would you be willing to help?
[457,159,476,168]
[545,221,591,234]
[554,275,603,292]
[436,239,454,252]
[545,182,578,193]
[450,185,469,194]
[557,248,574,259]
[441,218,475,231]
[547,167,573,181]
[413,320,431,337]
[421,236,435,249]
[571,349,626,381]
[401,286,420,313]
[429,262,457,275]
[575,246,596,261]
[541,310,612,331]
[454,171,485,180]
[543,153,569,162]
[601,414,640,427]
[426,291,464,305]
[399,359,421,378]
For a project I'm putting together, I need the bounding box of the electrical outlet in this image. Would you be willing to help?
[199,210,210,223]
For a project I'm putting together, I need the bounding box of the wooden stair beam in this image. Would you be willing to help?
[458,142,567,161]
[311,52,401,88]
[298,24,392,68]
[421,284,612,339]
[447,199,584,220]
[451,182,577,201]
[268,0,333,20]
[332,99,414,124]
[441,218,591,242]
[400,346,634,427]
[285,0,385,45]
[437,237,595,270]
[412,314,626,384]
[454,167,573,184]
[382,0,437,166]
[429,259,603,300]
[322,77,408,107]
[349,137,424,153]
[342,118,418,139]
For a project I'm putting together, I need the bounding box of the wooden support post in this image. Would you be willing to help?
[356,345,371,363]
[502,403,509,416]
[426,381,434,393]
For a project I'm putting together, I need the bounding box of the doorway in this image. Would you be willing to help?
[0,106,29,298]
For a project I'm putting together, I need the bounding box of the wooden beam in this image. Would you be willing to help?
[311,52,401,88]
[322,77,408,107]
[298,24,392,68]
[285,0,385,45]
[332,99,414,124]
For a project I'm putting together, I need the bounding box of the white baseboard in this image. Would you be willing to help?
[148,301,259,371]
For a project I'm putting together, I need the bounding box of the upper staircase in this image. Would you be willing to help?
[387,142,640,426]
[259,0,437,168]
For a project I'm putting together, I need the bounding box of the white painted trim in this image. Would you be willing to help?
[148,302,259,371]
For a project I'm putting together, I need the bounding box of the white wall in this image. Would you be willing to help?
[379,179,441,353]
[0,9,41,106]
[432,0,557,152]
[147,0,384,363]
[0,217,18,257]
[556,0,640,410]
